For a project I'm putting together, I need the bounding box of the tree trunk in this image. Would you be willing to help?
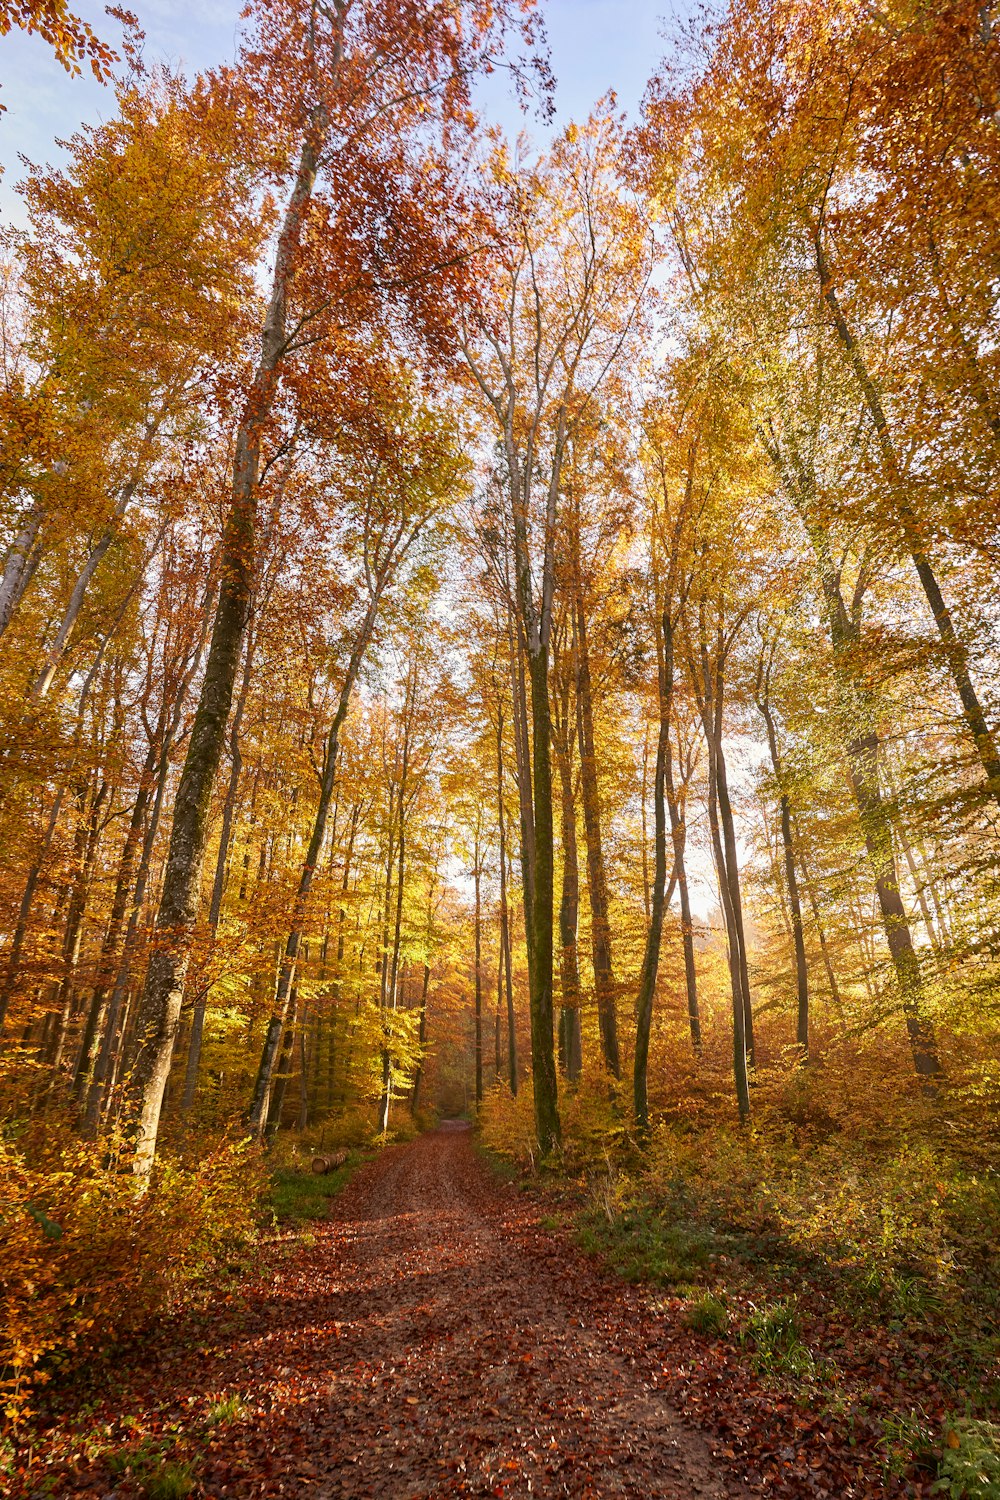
[73,739,160,1101]
[634,610,679,1131]
[666,740,700,1052]
[574,601,620,1078]
[128,120,326,1179]
[0,790,63,1035]
[474,842,483,1107]
[757,695,809,1054]
[246,615,372,1136]
[705,738,751,1124]
[814,229,1000,804]
[554,723,582,1083]
[525,643,560,1152]
[496,717,517,1095]
[0,503,44,641]
[768,428,942,1078]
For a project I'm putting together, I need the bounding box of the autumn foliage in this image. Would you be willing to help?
[1,0,999,1487]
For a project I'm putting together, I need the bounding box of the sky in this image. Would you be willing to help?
[0,0,698,226]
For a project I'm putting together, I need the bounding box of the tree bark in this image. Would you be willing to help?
[814,229,1000,804]
[128,118,327,1179]
[574,601,620,1078]
[757,693,809,1054]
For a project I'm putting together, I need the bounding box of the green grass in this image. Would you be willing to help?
[934,1419,1000,1500]
[684,1290,729,1335]
[576,1203,717,1287]
[269,1154,361,1225]
[205,1392,246,1426]
[143,1461,197,1500]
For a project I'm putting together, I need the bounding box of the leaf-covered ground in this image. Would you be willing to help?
[9,1123,940,1497]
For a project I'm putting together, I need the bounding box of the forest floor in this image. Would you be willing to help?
[9,1122,948,1499]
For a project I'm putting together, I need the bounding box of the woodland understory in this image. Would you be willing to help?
[1,0,999,1495]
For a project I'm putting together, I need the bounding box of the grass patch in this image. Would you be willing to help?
[269,1153,363,1226]
[576,1202,717,1288]
[684,1290,729,1334]
[205,1392,245,1426]
[106,1437,198,1498]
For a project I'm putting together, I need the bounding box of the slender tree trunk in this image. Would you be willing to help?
[634,612,678,1130]
[708,666,755,1066]
[496,719,517,1095]
[0,790,63,1036]
[181,626,255,1113]
[705,737,751,1124]
[814,229,1000,804]
[792,834,844,1013]
[758,696,809,1054]
[634,689,669,1132]
[44,776,108,1085]
[666,741,700,1051]
[73,741,160,1101]
[554,728,582,1083]
[808,504,940,1076]
[247,628,370,1136]
[474,839,483,1107]
[128,119,327,1179]
[410,960,431,1115]
[525,643,560,1151]
[575,601,620,1078]
[509,624,536,962]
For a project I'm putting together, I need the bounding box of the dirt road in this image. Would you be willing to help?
[24,1124,751,1498]
[200,1122,743,1498]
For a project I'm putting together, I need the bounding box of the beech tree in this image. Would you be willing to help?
[127,0,543,1176]
[460,113,650,1150]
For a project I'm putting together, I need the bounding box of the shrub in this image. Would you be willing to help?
[0,1126,266,1422]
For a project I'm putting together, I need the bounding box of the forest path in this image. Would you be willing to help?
[23,1124,754,1498]
[210,1122,745,1498]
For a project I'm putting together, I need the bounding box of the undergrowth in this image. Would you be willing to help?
[479,1049,1000,1496]
[0,1119,266,1426]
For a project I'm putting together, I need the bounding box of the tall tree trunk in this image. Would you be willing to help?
[814,229,1000,804]
[246,623,371,1136]
[73,740,160,1101]
[474,837,483,1107]
[181,623,256,1113]
[508,622,536,962]
[705,735,751,1124]
[128,118,328,1179]
[666,739,700,1052]
[496,716,517,1095]
[634,612,678,1131]
[574,601,620,1078]
[410,960,431,1115]
[43,775,108,1085]
[525,643,560,1151]
[554,723,582,1083]
[757,695,809,1054]
[783,447,941,1076]
[704,641,755,1067]
[0,790,63,1035]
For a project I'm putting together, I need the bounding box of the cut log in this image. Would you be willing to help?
[311,1149,349,1174]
